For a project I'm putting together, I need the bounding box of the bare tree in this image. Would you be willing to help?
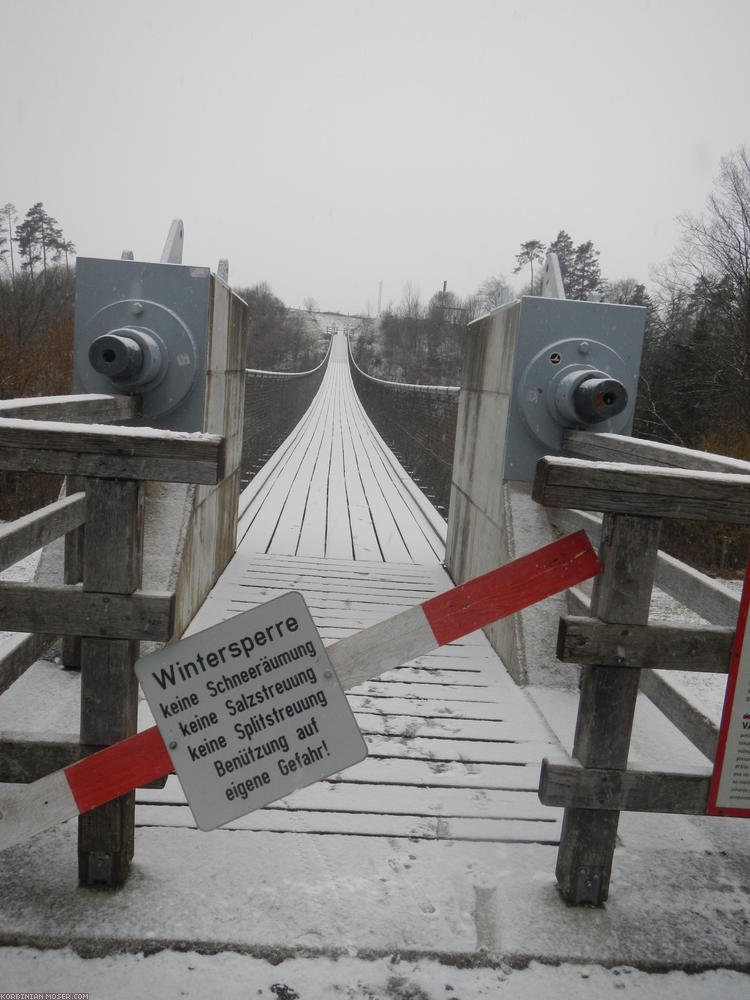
[0,203,18,278]
[475,274,512,312]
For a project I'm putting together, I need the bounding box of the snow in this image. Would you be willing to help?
[2,947,749,1000]
[0,392,125,410]
[0,537,44,650]
[0,416,217,441]
[547,455,750,484]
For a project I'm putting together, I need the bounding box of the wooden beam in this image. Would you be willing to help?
[655,549,740,628]
[0,632,57,696]
[0,582,174,640]
[540,758,711,814]
[567,585,590,615]
[549,507,740,627]
[0,733,167,787]
[534,457,750,523]
[0,419,225,484]
[78,477,144,886]
[62,476,86,668]
[555,513,661,905]
[0,492,86,573]
[638,669,719,762]
[557,616,734,672]
[0,393,141,423]
[564,430,750,476]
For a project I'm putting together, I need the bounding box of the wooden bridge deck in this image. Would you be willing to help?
[136,332,564,844]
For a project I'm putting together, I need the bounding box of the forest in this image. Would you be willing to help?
[0,202,76,516]
[348,146,750,570]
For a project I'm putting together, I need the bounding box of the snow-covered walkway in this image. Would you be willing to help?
[235,330,445,563]
[162,331,564,844]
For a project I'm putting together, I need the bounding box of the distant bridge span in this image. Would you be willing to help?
[236,331,445,564]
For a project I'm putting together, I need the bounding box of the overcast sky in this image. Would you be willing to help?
[3,0,749,314]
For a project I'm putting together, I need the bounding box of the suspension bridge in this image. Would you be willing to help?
[1,255,749,980]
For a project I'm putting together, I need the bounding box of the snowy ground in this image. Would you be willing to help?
[3,947,750,1000]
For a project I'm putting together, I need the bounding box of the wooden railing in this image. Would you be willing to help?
[532,431,748,905]
[0,394,224,885]
[347,337,459,515]
[241,337,332,490]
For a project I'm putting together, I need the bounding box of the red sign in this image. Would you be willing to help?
[708,555,750,817]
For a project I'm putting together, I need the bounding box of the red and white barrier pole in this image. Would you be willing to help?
[0,530,599,851]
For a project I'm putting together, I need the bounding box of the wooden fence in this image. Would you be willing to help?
[242,337,332,490]
[534,430,749,905]
[0,393,225,884]
[347,337,459,516]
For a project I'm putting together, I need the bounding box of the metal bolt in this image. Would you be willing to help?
[169,740,178,750]
[578,341,590,354]
[323,671,333,679]
[131,301,143,316]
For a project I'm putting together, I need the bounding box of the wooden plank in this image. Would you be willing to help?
[349,695,507,722]
[354,680,494,701]
[549,506,741,627]
[78,477,143,886]
[638,669,719,762]
[362,733,560,765]
[655,550,740,628]
[251,386,332,555]
[63,476,86,668]
[0,419,225,484]
[0,393,141,423]
[354,712,547,742]
[534,456,750,523]
[135,803,560,844]
[338,375,412,563]
[138,774,555,821]
[564,429,750,476]
[339,374,382,559]
[0,582,174,640]
[296,386,337,557]
[567,586,590,615]
[557,616,734,672]
[325,373,354,559]
[267,383,334,556]
[0,732,167,787]
[0,491,85,573]
[0,631,56,696]
[555,513,661,905]
[334,757,542,790]
[539,759,711,814]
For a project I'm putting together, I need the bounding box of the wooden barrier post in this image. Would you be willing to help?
[62,475,85,669]
[554,513,661,904]
[77,478,144,886]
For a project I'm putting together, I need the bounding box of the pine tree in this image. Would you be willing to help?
[569,240,603,300]
[513,240,546,294]
[547,230,575,294]
[15,202,67,278]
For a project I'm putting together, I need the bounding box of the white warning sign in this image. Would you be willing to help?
[135,592,367,830]
[709,557,750,818]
